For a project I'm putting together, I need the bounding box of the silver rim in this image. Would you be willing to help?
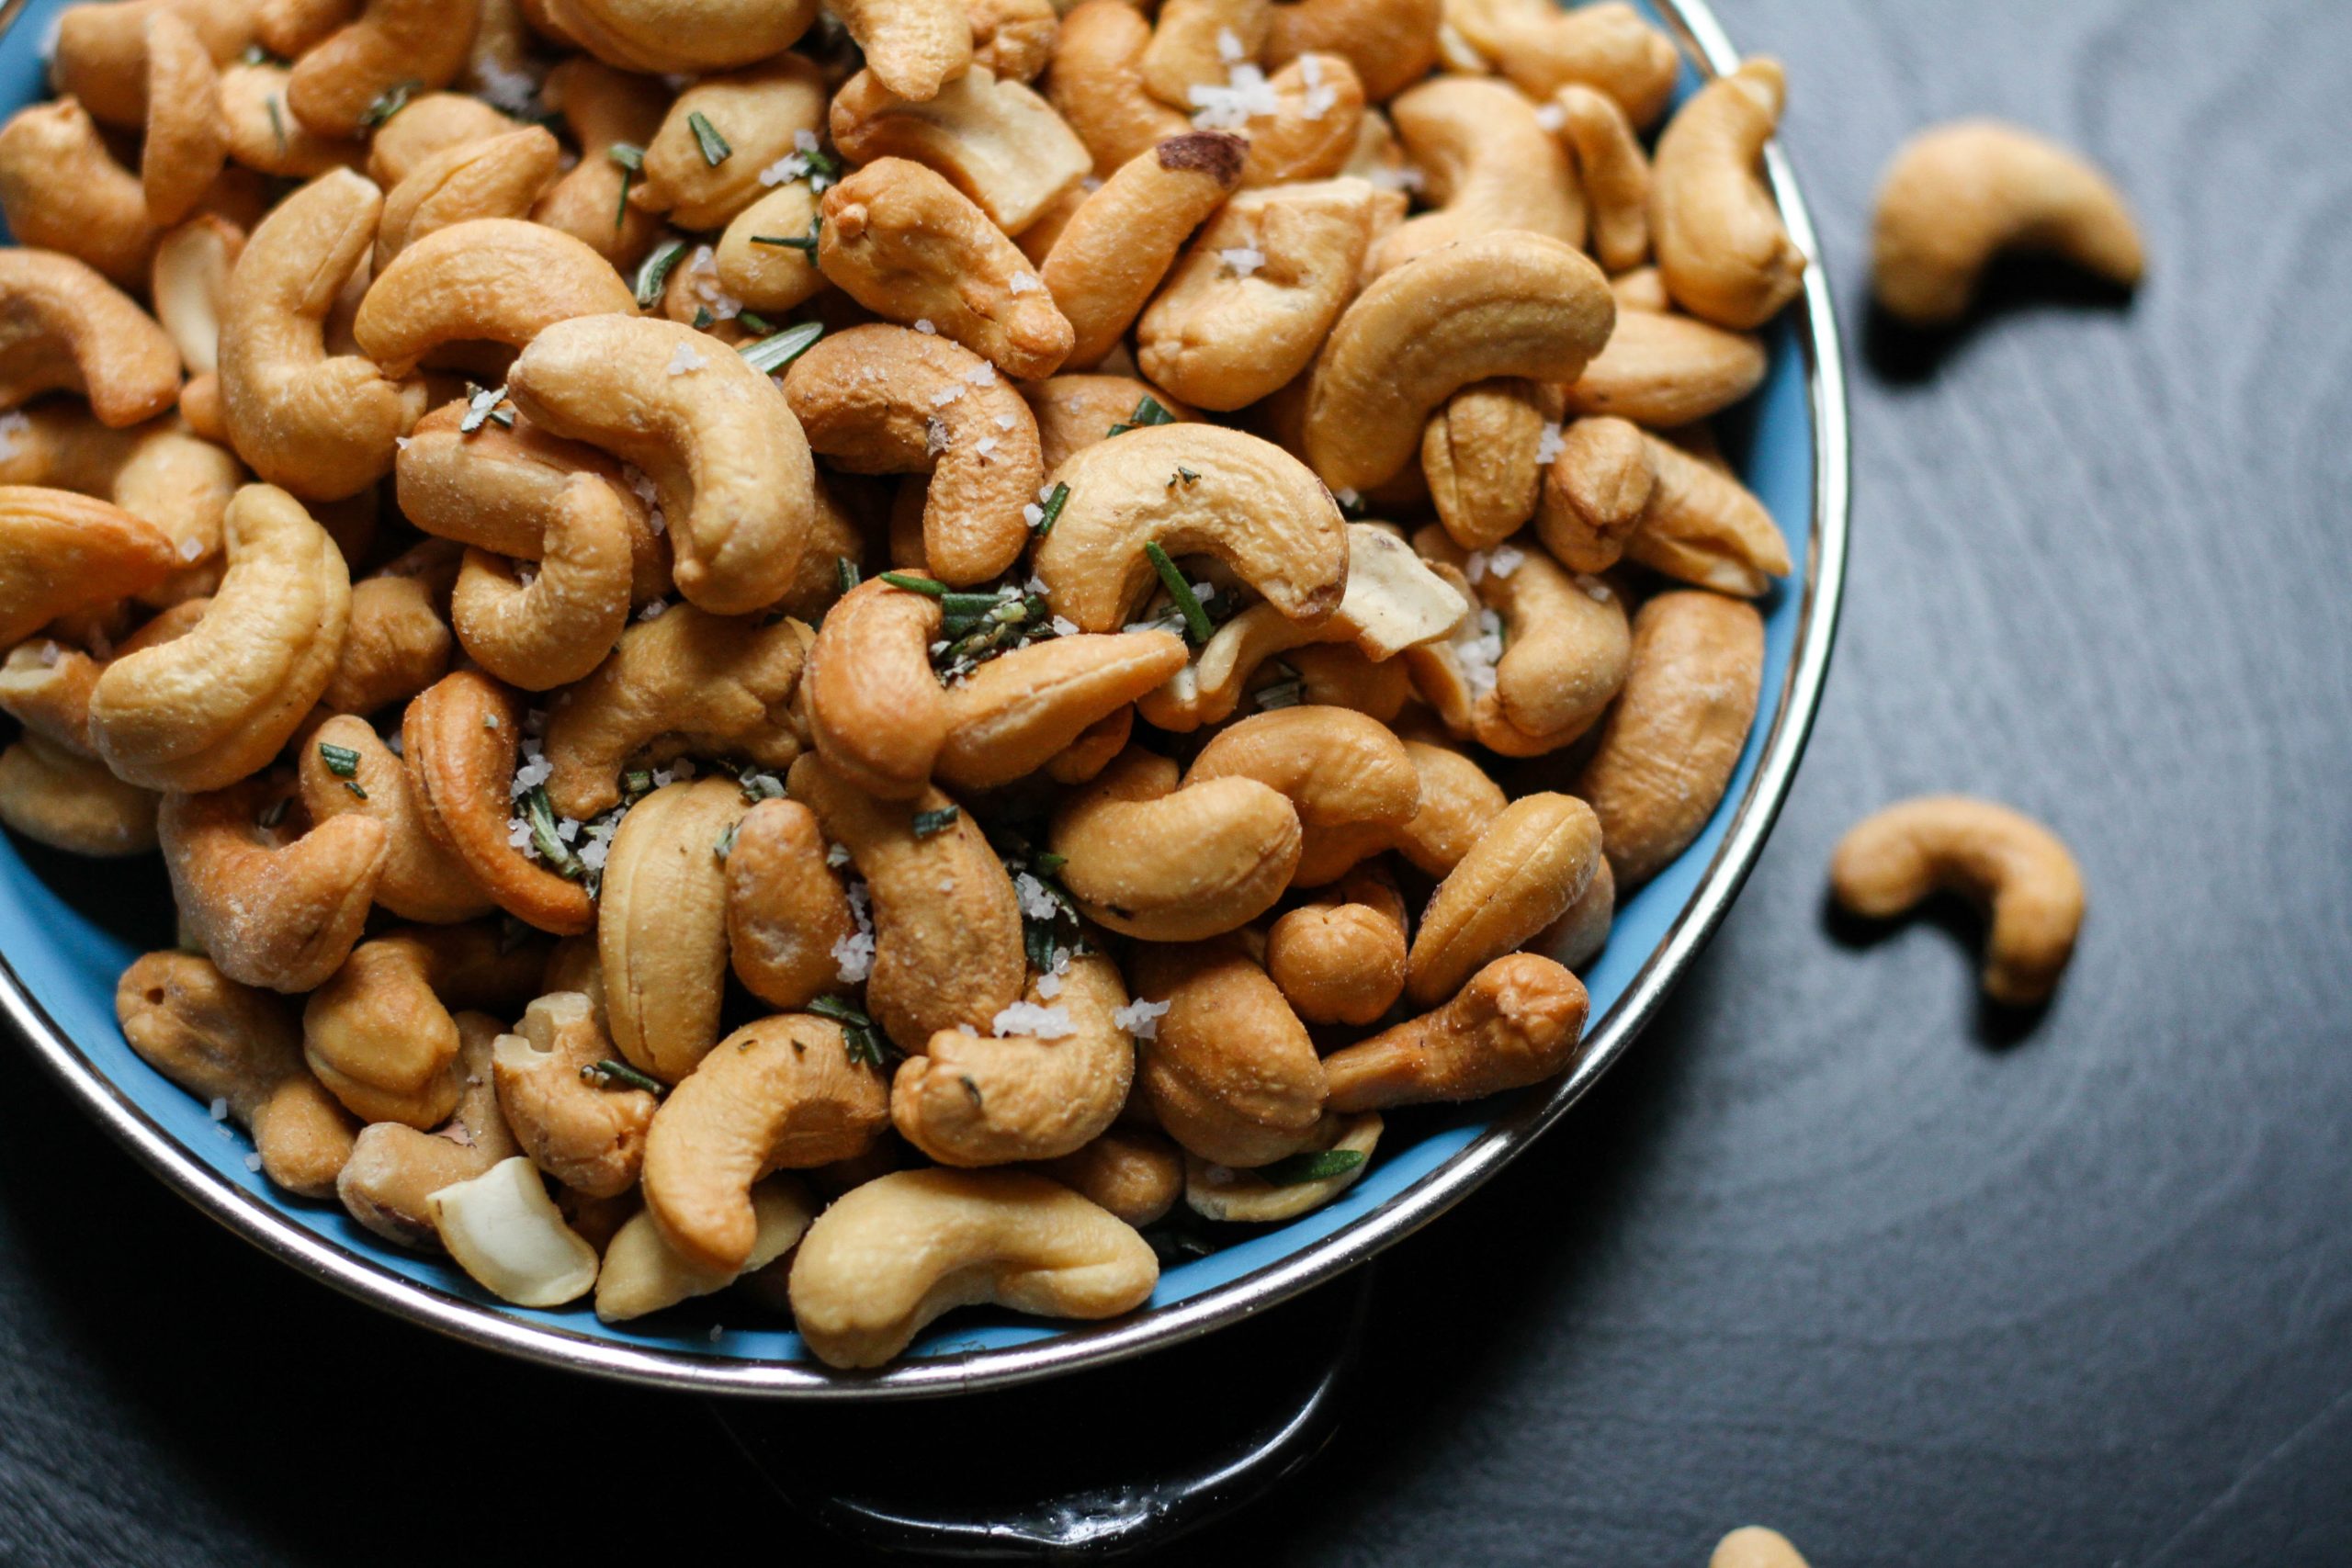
[0,0,1849,1399]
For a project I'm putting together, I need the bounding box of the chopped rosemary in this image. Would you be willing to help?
[265,95,287,152]
[1033,480,1069,539]
[255,796,291,829]
[520,784,586,881]
[621,768,654,800]
[1143,541,1215,643]
[343,780,368,799]
[738,771,786,804]
[580,1058,664,1094]
[714,820,739,860]
[738,310,776,335]
[633,238,689,310]
[836,557,861,594]
[807,996,896,1068]
[879,571,947,597]
[317,742,361,778]
[1033,850,1067,875]
[1256,1148,1367,1185]
[910,805,959,839]
[608,142,643,231]
[692,305,713,330]
[1169,465,1200,487]
[458,383,512,433]
[359,79,421,129]
[959,1075,984,1108]
[738,320,823,375]
[751,218,821,256]
[686,109,731,165]
[1105,395,1174,437]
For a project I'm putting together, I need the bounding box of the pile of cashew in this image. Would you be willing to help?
[3,0,1815,1369]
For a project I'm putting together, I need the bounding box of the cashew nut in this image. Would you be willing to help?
[965,0,1057,82]
[1532,412,1649,573]
[0,407,244,605]
[1442,0,1677,127]
[1413,527,1630,752]
[361,91,512,187]
[1185,1110,1380,1222]
[141,11,230,228]
[1041,133,1243,370]
[1129,934,1328,1166]
[0,98,159,287]
[1713,1527,1814,1568]
[374,125,561,267]
[724,796,857,1011]
[1223,54,1363,189]
[1046,1,1186,176]
[1420,378,1561,550]
[353,218,635,378]
[298,713,492,923]
[1566,309,1767,428]
[934,628,1187,791]
[0,600,205,756]
[597,777,747,1082]
[1264,0,1440,103]
[1187,705,1419,831]
[1049,747,1300,942]
[801,573,949,797]
[631,54,828,230]
[336,1010,523,1245]
[828,0,973,103]
[493,989,657,1195]
[594,1175,815,1323]
[1540,848,1613,969]
[1032,1123,1182,1227]
[53,0,261,127]
[152,216,243,386]
[1267,863,1407,1025]
[284,0,481,138]
[303,921,545,1127]
[1324,952,1588,1109]
[1616,426,1790,595]
[0,249,183,429]
[1368,75,1581,277]
[448,479,635,692]
[831,63,1093,237]
[1407,790,1600,1005]
[0,489,177,648]
[530,58,669,267]
[160,773,388,992]
[1552,82,1649,274]
[1022,373,1197,472]
[0,732,161,856]
[1651,59,1805,330]
[541,0,817,74]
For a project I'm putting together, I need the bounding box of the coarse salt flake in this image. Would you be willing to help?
[1008,272,1040,295]
[965,361,998,386]
[795,129,821,152]
[637,597,669,621]
[178,536,205,561]
[208,1098,229,1122]
[1536,420,1565,465]
[975,434,999,457]
[243,1153,264,1173]
[1035,969,1062,998]
[992,1001,1075,1039]
[1532,100,1566,132]
[1487,543,1524,578]
[665,342,707,376]
[913,318,937,333]
[1012,873,1060,920]
[1217,245,1266,277]
[1112,997,1172,1040]
[1216,26,1246,62]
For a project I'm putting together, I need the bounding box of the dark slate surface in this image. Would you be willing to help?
[6,0,2352,1562]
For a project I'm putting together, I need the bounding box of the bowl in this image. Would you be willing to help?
[0,0,1849,1395]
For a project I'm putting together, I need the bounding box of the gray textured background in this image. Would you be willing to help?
[6,0,2352,1562]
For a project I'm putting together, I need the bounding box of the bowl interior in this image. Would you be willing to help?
[0,0,1843,1393]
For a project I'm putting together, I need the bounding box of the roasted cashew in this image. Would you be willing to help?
[1828,795,2086,1005]
[1552,82,1650,274]
[87,484,349,792]
[218,62,365,179]
[1220,54,1363,190]
[821,157,1076,379]
[0,99,159,287]
[631,54,829,231]
[303,922,545,1127]
[1185,1109,1380,1222]
[788,1168,1158,1368]
[1129,934,1327,1166]
[507,313,819,616]
[353,218,635,378]
[374,126,561,268]
[1187,705,1419,831]
[933,628,1187,791]
[1049,747,1299,942]
[1652,59,1806,330]
[529,58,668,267]
[401,669,595,933]
[117,951,356,1198]
[780,324,1040,587]
[597,777,747,1081]
[0,407,243,605]
[1442,0,1677,127]
[1303,230,1613,492]
[1044,705,1130,785]
[1141,0,1267,108]
[1033,1124,1182,1227]
[1532,413,1650,572]
[542,0,816,73]
[1041,132,1243,370]
[1610,263,1671,312]
[0,492,174,652]
[1023,372,1197,472]
[1263,0,1440,103]
[336,1010,522,1245]
[641,1011,891,1271]
[448,479,634,692]
[0,249,182,429]
[160,774,387,992]
[492,989,656,1196]
[361,91,511,187]
[1046,1,1186,176]
[1416,527,1630,751]
[828,0,973,103]
[893,951,1136,1166]
[53,0,261,127]
[141,11,230,228]
[831,63,1093,237]
[298,714,492,923]
[1325,952,1587,1109]
[1541,849,1612,969]
[1407,790,1600,1005]
[964,0,1056,81]
[1713,1527,1814,1568]
[595,1175,815,1323]
[1566,309,1766,428]
[0,599,205,755]
[538,604,808,819]
[1871,119,2144,327]
[284,0,481,138]
[802,575,948,798]
[788,751,1027,1051]
[1368,75,1580,277]
[1267,863,1407,1025]
[725,796,857,1010]
[1616,427,1790,595]
[1420,378,1562,550]
[1575,589,1764,886]
[0,732,161,856]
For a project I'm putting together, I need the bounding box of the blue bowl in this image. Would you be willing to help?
[0,0,1849,1394]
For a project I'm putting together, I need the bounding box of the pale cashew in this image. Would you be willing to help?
[1325,952,1587,1109]
[789,1167,1158,1367]
[297,714,493,923]
[1420,378,1562,549]
[1049,747,1299,942]
[1871,119,2144,327]
[1415,528,1630,751]
[831,63,1093,237]
[336,1011,522,1245]
[401,669,596,933]
[429,1156,598,1305]
[219,62,366,181]
[1651,59,1805,330]
[1264,0,1440,103]
[597,777,747,1081]
[1303,230,1613,492]
[1023,372,1197,472]
[595,1175,815,1323]
[493,989,656,1195]
[530,59,668,267]
[160,773,387,991]
[725,796,857,1010]
[1442,0,1677,127]
[1610,263,1671,312]
[714,185,829,316]
[1829,795,2086,1006]
[448,479,634,692]
[141,12,229,228]
[1141,0,1268,108]
[283,0,481,138]
[1713,1527,1814,1568]
[1187,705,1419,831]
[631,55,829,231]
[933,629,1187,791]
[1368,76,1579,277]
[148,219,243,389]
[1185,1109,1380,1222]
[220,169,424,500]
[1034,423,1347,630]
[117,950,356,1198]
[0,99,159,287]
[787,751,1027,1051]
[1129,934,1327,1166]
[1267,863,1407,1024]
[780,324,1040,587]
[507,313,820,615]
[801,574,947,797]
[0,733,161,856]
[641,1010,892,1271]
[1032,1124,1182,1227]
[353,218,635,378]
[965,0,1057,82]
[1539,849,1612,969]
[821,157,1076,379]
[1552,83,1649,275]
[542,0,817,73]
[374,126,561,268]
[318,560,455,716]
[828,0,973,104]
[303,922,545,1127]
[893,951,1136,1165]
[1407,790,1600,1005]
[1532,413,1649,573]
[1566,309,1766,428]
[1046,1,1186,176]
[1041,133,1242,369]
[54,0,262,127]
[1617,427,1790,595]
[1574,589,1764,886]
[0,411,238,604]
[0,250,181,429]
[87,484,349,792]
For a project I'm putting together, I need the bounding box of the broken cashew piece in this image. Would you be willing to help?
[1325,952,1589,1109]
[335,1010,522,1246]
[831,63,1093,237]
[1651,58,1806,330]
[493,990,657,1197]
[1050,747,1301,942]
[1185,1111,1381,1223]
[430,1156,600,1307]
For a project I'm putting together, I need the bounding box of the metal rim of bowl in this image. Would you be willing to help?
[0,0,1849,1400]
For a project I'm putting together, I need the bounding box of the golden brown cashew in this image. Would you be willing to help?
[0,490,177,647]
[543,0,817,73]
[1220,54,1363,190]
[1420,378,1560,550]
[1539,850,1612,969]
[0,600,204,756]
[220,169,424,500]
[303,922,544,1127]
[1442,0,1677,127]
[335,1010,521,1245]
[1264,0,1439,103]
[1616,428,1789,595]
[1141,0,1267,108]
[1368,76,1581,277]
[0,733,160,855]
[447,479,634,692]
[360,91,509,187]
[630,54,829,231]
[1130,935,1327,1166]
[1414,527,1630,752]
[725,796,857,1010]
[87,484,350,792]
[788,751,1027,1051]
[1033,423,1346,631]
[0,407,244,605]
[1610,264,1671,312]
[374,126,561,268]
[1267,863,1408,1025]
[1185,1110,1380,1222]
[1652,59,1806,330]
[1023,374,1196,472]
[964,0,1055,80]
[596,1175,814,1323]
[1566,310,1767,428]
[820,157,1076,380]
[1871,119,2144,327]
[933,629,1187,791]
[1532,413,1650,572]
[506,313,820,616]
[218,62,366,179]
[53,0,261,127]
[353,218,635,378]
[893,952,1136,1166]
[1575,589,1764,886]
[1713,1527,1814,1568]
[831,63,1093,236]
[801,575,948,799]
[1392,738,1504,875]
[537,604,808,819]
[1033,1124,1182,1227]
[1046,1,1187,175]
[788,1168,1158,1368]
[160,774,387,992]
[1829,795,2086,1005]
[1324,951,1588,1109]
[530,58,668,267]
[317,558,456,715]
[829,0,973,103]
[780,324,1040,588]
[141,12,229,228]
[1049,748,1300,942]
[1041,133,1243,370]
[1187,706,1419,830]
[297,714,492,923]
[1407,791,1600,1005]
[0,250,182,429]
[117,951,356,1198]
[492,991,656,1197]
[401,670,596,934]
[1303,230,1614,492]
[0,99,158,287]
[598,777,747,1082]
[641,1011,891,1271]
[1551,82,1649,274]
[284,1,480,137]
